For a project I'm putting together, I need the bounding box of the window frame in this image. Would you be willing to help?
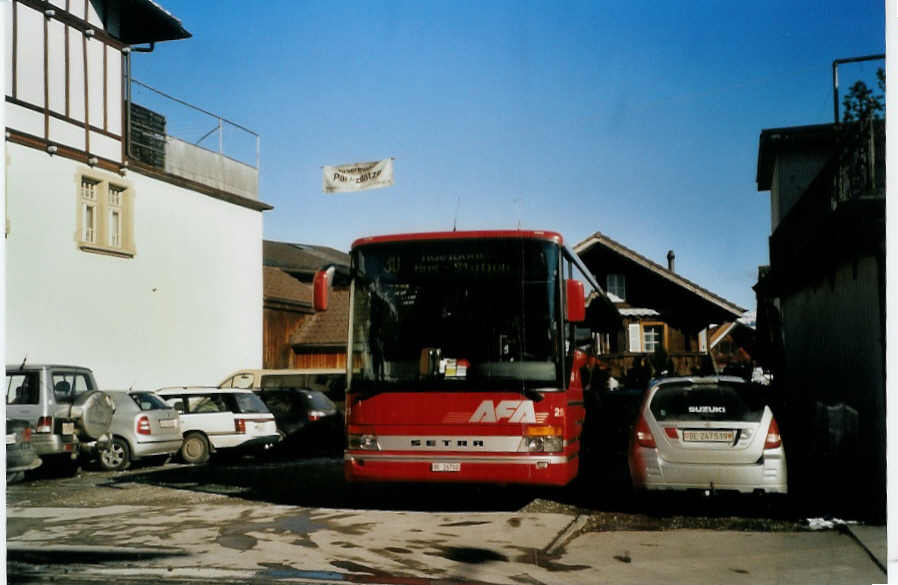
[606,273,626,300]
[640,321,668,353]
[76,169,135,258]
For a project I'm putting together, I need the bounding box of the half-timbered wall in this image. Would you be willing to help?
[6,0,124,166]
[5,0,267,388]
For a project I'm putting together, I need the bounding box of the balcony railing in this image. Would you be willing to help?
[768,119,885,296]
[125,77,260,200]
[834,118,885,207]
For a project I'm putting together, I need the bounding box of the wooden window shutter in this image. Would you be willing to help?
[628,323,641,352]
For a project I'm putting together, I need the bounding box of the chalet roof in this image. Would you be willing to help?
[290,289,350,349]
[118,0,192,44]
[263,267,312,307]
[574,231,745,326]
[709,322,737,349]
[263,240,350,281]
[756,123,837,191]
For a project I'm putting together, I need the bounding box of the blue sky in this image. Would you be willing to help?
[132,1,884,310]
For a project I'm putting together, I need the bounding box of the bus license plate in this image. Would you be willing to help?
[431,462,461,472]
[683,430,735,443]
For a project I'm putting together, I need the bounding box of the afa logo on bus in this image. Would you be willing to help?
[468,400,538,423]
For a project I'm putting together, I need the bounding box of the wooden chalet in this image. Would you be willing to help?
[262,241,351,369]
[574,231,746,381]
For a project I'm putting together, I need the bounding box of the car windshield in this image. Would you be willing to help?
[233,392,270,414]
[351,238,561,392]
[129,392,169,411]
[649,382,766,422]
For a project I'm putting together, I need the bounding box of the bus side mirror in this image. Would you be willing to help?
[566,279,585,322]
[313,265,336,311]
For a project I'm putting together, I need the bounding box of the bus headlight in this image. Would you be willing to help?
[348,433,381,450]
[519,426,563,453]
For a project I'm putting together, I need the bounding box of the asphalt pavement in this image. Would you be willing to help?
[6,479,887,585]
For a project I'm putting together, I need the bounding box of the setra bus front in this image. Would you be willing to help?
[339,230,598,486]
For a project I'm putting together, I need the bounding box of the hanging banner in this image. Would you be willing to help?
[323,158,394,193]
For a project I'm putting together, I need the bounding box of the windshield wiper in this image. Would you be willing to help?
[518,387,544,402]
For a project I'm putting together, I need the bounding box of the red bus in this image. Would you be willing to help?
[318,230,614,486]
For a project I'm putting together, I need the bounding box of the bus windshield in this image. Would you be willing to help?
[351,238,561,392]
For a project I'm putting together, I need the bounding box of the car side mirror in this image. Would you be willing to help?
[313,265,336,311]
[566,279,585,322]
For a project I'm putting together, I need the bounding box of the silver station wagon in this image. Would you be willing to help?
[628,376,787,495]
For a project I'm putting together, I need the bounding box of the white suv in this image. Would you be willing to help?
[155,387,280,464]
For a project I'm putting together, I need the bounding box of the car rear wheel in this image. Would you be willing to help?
[181,432,210,464]
[99,437,131,471]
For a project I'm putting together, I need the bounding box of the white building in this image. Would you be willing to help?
[5,0,272,388]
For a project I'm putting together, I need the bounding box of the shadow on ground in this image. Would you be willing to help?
[117,455,541,512]
[112,452,803,529]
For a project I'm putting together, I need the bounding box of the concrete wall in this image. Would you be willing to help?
[771,150,829,230]
[6,143,264,388]
[165,137,259,201]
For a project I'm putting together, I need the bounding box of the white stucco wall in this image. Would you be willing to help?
[6,143,264,388]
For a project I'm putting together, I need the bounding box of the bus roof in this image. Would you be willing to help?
[351,230,563,249]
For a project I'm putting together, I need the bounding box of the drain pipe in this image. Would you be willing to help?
[130,42,155,53]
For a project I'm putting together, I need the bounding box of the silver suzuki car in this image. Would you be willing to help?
[628,376,787,494]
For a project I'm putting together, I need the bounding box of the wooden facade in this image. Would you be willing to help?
[261,246,351,371]
[263,307,312,369]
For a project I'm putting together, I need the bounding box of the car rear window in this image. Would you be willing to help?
[129,392,169,411]
[6,372,39,405]
[233,392,270,414]
[260,374,310,389]
[649,383,766,422]
[303,391,335,411]
[50,372,95,403]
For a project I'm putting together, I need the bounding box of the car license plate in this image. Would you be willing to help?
[6,433,16,445]
[683,429,735,443]
[431,462,461,472]
[159,419,177,428]
[61,422,75,435]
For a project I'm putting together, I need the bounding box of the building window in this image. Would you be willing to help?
[643,325,663,353]
[81,201,96,243]
[80,178,98,244]
[76,170,134,258]
[628,321,667,353]
[607,273,626,300]
[107,186,124,248]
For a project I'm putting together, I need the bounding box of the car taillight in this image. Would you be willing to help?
[235,418,246,434]
[308,410,327,422]
[137,415,152,435]
[664,427,679,439]
[36,416,52,433]
[22,427,32,442]
[764,418,782,449]
[635,414,656,448]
